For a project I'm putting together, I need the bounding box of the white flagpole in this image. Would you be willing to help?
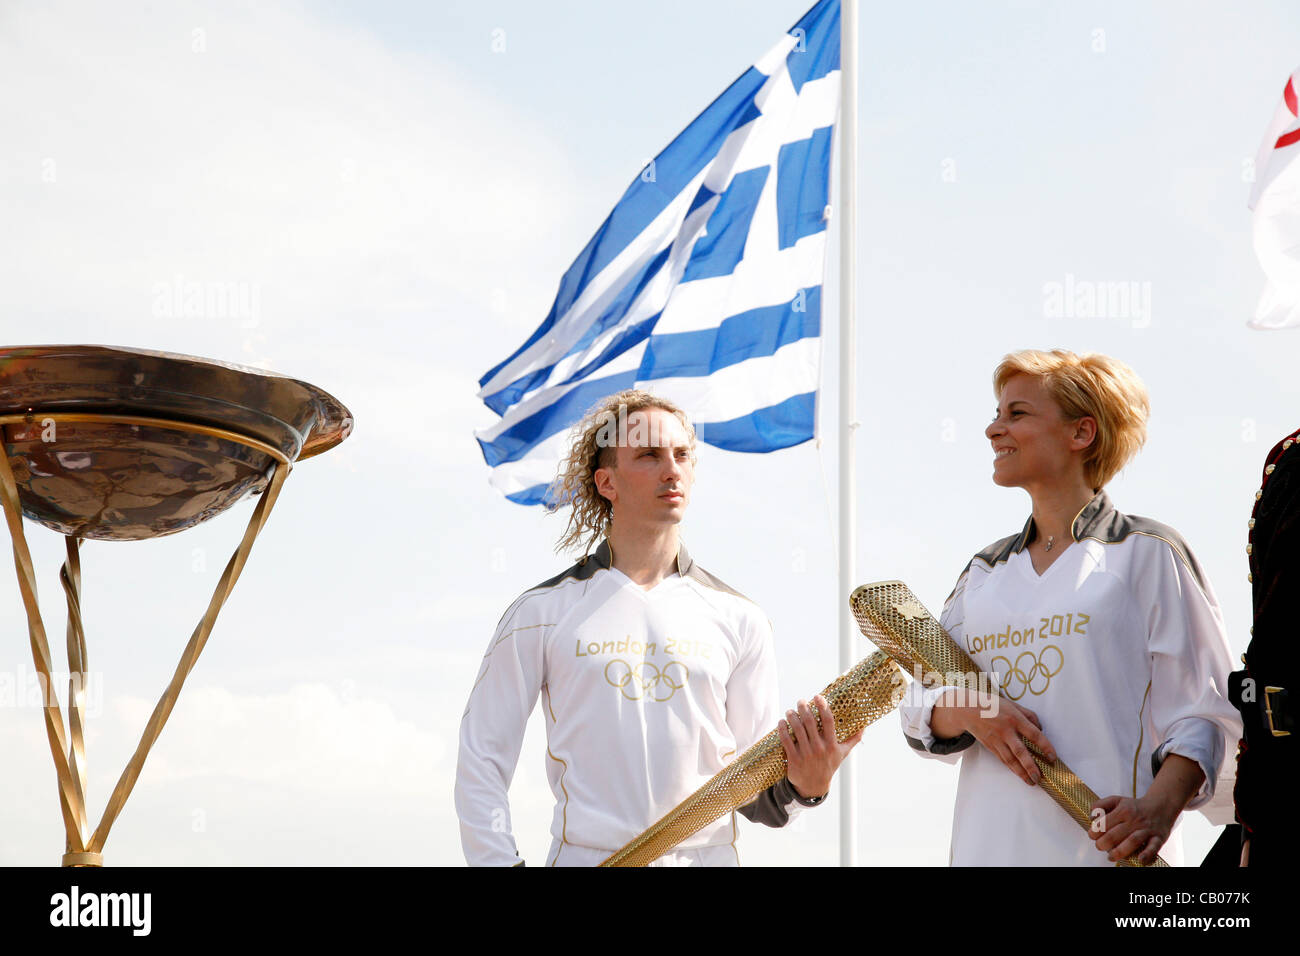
[837,0,859,868]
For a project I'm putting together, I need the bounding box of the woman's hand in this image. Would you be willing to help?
[1090,753,1205,865]
[1088,794,1176,864]
[932,687,1058,786]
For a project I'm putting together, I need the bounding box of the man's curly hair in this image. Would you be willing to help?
[548,389,696,556]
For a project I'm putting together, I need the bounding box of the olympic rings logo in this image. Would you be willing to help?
[604,659,690,702]
[989,645,1064,700]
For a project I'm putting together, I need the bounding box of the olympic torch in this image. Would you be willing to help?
[849,579,1167,868]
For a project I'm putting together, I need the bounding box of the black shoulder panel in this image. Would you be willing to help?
[972,530,1025,569]
[1079,510,1209,593]
[685,563,754,604]
[525,539,614,593]
[530,554,605,592]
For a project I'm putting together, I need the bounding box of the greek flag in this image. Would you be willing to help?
[477,0,840,505]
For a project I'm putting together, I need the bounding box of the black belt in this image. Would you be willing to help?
[1229,670,1293,738]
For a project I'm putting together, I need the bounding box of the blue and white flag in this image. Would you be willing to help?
[477,0,841,505]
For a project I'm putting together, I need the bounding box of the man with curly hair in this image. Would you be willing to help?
[455,389,858,866]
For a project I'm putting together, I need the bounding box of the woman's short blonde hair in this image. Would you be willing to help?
[993,349,1149,491]
[548,389,696,555]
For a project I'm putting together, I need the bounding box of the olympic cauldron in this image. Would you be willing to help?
[0,344,352,865]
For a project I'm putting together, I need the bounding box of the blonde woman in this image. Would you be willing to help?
[900,350,1241,865]
[456,389,859,866]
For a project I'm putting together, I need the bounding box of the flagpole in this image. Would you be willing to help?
[837,0,859,868]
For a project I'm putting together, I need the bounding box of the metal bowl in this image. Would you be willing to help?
[0,345,353,541]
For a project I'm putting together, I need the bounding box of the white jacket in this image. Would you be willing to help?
[900,492,1242,866]
[456,540,813,866]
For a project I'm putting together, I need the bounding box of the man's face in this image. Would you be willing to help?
[594,407,695,528]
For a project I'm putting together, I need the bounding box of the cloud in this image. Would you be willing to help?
[113,682,446,794]
[0,0,575,354]
[0,680,452,864]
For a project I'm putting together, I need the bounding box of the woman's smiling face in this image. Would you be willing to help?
[985,373,1092,490]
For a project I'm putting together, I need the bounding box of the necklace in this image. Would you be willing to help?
[1044,535,1055,553]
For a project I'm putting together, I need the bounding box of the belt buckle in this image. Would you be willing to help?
[1264,686,1290,737]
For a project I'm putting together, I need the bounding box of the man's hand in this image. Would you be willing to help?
[776,694,864,800]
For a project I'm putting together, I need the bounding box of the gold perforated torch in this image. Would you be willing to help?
[600,650,904,866]
[849,580,1167,867]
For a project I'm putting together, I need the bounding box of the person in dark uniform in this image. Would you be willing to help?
[1224,428,1300,866]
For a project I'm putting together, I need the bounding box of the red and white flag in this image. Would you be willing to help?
[1249,69,1300,330]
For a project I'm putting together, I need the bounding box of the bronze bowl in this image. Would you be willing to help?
[0,345,352,541]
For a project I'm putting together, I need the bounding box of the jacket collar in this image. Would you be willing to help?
[1012,490,1114,553]
[588,538,692,576]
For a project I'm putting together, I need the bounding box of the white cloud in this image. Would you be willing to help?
[113,682,445,794]
[0,681,450,865]
[0,0,575,353]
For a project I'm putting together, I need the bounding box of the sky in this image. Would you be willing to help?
[1,0,1297,867]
